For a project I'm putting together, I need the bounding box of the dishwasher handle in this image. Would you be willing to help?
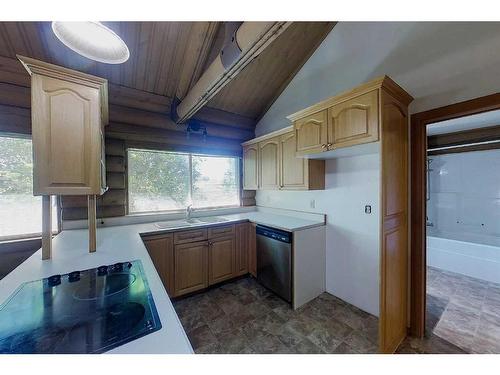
[256,225,292,243]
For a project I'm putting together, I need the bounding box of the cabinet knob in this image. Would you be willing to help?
[327,143,333,148]
[321,144,327,149]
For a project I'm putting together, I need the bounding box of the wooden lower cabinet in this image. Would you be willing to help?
[234,223,249,276]
[248,223,257,277]
[142,222,256,298]
[142,234,175,296]
[208,236,235,285]
[174,241,208,296]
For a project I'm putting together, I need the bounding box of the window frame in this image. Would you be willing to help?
[0,133,60,242]
[126,148,241,215]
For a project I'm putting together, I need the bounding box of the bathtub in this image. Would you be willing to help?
[427,230,500,284]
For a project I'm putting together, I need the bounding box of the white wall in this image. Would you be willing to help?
[254,22,500,315]
[256,153,381,316]
[256,22,500,136]
[427,149,500,237]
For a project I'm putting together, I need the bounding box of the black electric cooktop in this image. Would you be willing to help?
[0,260,161,354]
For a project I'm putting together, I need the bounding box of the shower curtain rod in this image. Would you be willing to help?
[427,139,500,152]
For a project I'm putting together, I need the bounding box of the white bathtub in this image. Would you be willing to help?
[427,230,500,284]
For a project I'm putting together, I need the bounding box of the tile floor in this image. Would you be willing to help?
[428,266,500,353]
[397,267,500,354]
[172,276,378,354]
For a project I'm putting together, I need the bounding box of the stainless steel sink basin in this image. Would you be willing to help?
[195,216,229,224]
[154,216,228,229]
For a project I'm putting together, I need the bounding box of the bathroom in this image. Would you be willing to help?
[425,109,500,353]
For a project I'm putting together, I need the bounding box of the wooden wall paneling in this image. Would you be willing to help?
[208,22,335,119]
[0,55,31,86]
[0,21,333,125]
[0,104,31,134]
[109,104,254,141]
[379,89,409,353]
[175,22,220,100]
[111,123,243,155]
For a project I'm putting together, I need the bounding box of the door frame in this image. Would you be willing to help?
[410,93,500,337]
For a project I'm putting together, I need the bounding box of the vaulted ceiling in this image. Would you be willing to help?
[0,21,334,127]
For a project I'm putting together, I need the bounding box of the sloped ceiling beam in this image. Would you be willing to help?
[174,22,291,123]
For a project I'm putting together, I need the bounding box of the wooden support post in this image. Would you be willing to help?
[41,195,52,260]
[88,195,97,253]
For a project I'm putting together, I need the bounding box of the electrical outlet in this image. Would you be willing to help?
[310,199,316,209]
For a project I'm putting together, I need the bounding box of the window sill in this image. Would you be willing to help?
[0,232,58,244]
[128,205,242,217]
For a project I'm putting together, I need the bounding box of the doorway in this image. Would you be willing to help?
[410,94,500,353]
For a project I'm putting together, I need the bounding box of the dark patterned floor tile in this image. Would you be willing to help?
[288,337,325,354]
[332,342,361,354]
[248,333,289,354]
[343,331,378,354]
[188,324,219,350]
[218,328,252,354]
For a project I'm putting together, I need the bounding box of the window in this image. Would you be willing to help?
[127,149,240,214]
[0,136,58,240]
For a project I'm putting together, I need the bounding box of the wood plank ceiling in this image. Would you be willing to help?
[0,21,334,129]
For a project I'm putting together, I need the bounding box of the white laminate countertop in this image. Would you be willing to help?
[0,207,325,354]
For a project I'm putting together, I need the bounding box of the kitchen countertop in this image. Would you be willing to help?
[0,208,325,354]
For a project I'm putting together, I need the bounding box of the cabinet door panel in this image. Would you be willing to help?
[143,234,174,296]
[280,131,308,189]
[248,223,257,277]
[209,236,235,285]
[259,137,280,190]
[328,90,379,149]
[243,145,259,190]
[235,223,249,276]
[174,241,208,296]
[31,75,102,195]
[295,110,328,155]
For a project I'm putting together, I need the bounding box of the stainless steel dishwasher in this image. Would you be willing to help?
[256,225,292,303]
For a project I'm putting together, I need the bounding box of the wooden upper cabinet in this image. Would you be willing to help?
[17,55,108,196]
[208,236,235,285]
[242,144,259,190]
[295,110,328,155]
[142,234,175,296]
[328,90,379,148]
[174,241,208,296]
[259,136,280,190]
[280,131,325,190]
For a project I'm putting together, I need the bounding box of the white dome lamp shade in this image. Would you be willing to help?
[51,22,130,64]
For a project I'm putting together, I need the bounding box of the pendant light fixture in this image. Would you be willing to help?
[52,22,130,64]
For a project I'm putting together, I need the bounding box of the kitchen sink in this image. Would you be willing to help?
[154,216,228,229]
[195,216,229,223]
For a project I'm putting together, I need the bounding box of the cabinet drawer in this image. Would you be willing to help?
[208,224,235,239]
[174,228,208,244]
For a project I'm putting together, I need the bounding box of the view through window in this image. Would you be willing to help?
[128,149,240,213]
[0,136,58,240]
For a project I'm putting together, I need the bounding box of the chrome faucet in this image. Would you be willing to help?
[186,204,194,220]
